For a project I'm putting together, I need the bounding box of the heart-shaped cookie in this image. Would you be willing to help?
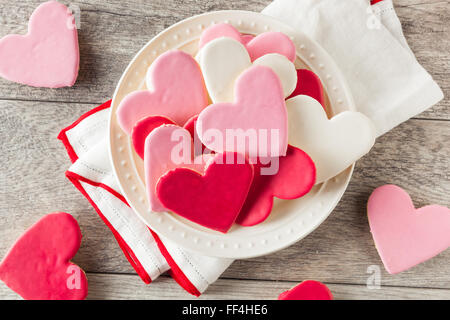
[156,152,254,233]
[199,23,296,62]
[199,37,297,103]
[0,212,88,300]
[278,280,333,300]
[236,145,316,226]
[144,125,207,212]
[288,69,325,108]
[368,185,450,274]
[197,65,288,159]
[116,50,208,134]
[287,95,376,183]
[132,116,175,159]
[0,1,79,88]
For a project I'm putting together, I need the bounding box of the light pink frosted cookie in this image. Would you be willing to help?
[0,212,88,300]
[144,125,206,212]
[116,50,208,134]
[199,23,296,62]
[0,1,79,88]
[197,65,288,159]
[368,185,450,274]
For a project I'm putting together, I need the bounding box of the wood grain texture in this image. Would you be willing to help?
[1,273,449,300]
[0,0,449,299]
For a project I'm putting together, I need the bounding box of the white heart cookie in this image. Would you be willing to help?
[198,37,297,103]
[287,95,376,183]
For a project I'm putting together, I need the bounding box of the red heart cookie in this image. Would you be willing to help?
[156,152,254,233]
[0,212,88,300]
[0,1,79,88]
[288,69,325,109]
[132,116,175,159]
[278,280,333,300]
[368,185,450,274]
[236,145,316,226]
[116,50,208,134]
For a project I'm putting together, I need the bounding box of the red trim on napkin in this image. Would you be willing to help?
[370,0,384,5]
[57,100,112,163]
[58,101,201,296]
[150,230,201,297]
[65,171,152,284]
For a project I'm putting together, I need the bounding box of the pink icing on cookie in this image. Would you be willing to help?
[116,50,208,134]
[197,65,288,158]
[367,185,450,274]
[0,212,88,300]
[241,34,255,45]
[199,23,296,62]
[0,1,79,88]
[144,125,206,212]
[198,23,242,48]
[278,280,333,300]
[156,152,254,233]
[288,69,325,109]
[132,116,175,159]
[246,32,296,62]
[236,145,316,226]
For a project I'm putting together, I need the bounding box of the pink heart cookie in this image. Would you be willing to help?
[0,1,79,88]
[156,152,254,233]
[0,212,88,300]
[236,145,316,226]
[278,280,333,300]
[144,125,206,212]
[199,23,296,62]
[197,65,288,158]
[368,185,450,274]
[116,50,208,134]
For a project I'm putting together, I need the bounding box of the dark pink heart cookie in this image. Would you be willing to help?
[0,212,88,300]
[156,152,254,233]
[279,280,333,300]
[236,145,316,226]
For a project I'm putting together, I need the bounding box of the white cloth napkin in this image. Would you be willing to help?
[58,102,232,296]
[59,0,443,296]
[263,0,443,136]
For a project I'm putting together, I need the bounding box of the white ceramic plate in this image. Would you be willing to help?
[109,10,355,259]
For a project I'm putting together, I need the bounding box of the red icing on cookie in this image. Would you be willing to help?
[0,212,88,300]
[156,152,254,233]
[236,145,316,226]
[278,280,333,300]
[288,69,325,109]
[183,115,210,156]
[132,116,175,159]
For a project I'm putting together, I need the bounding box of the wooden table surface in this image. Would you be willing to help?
[0,0,449,300]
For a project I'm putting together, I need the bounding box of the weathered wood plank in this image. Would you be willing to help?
[1,273,449,300]
[0,99,448,290]
[0,0,447,120]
